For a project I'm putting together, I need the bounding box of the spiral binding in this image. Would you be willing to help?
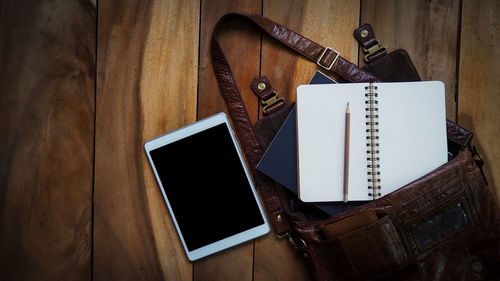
[365,84,381,199]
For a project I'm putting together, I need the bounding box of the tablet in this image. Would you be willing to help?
[144,113,270,261]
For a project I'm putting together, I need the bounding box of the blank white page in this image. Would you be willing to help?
[377,81,447,195]
[296,84,370,202]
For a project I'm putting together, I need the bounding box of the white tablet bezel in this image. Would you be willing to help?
[144,112,270,261]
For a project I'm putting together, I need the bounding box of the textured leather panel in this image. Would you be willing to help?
[339,216,407,278]
[447,120,473,148]
[253,104,294,151]
[362,49,421,82]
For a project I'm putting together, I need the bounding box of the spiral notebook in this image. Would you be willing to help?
[296,81,447,202]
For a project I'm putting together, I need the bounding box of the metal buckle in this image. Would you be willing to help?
[276,231,289,239]
[288,236,307,249]
[363,41,386,62]
[276,232,307,250]
[261,91,284,114]
[317,47,340,70]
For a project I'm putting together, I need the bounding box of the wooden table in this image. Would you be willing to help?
[1,0,498,280]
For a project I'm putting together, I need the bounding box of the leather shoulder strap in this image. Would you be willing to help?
[210,13,381,235]
[231,13,381,83]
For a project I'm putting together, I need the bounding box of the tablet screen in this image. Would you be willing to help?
[149,123,265,251]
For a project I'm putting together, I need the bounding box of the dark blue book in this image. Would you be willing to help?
[257,71,364,216]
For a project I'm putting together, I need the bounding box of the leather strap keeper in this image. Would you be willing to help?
[354,24,387,63]
[251,77,285,114]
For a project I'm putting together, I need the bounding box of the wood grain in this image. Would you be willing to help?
[457,0,500,202]
[0,0,95,280]
[195,1,261,280]
[361,0,460,121]
[94,0,198,280]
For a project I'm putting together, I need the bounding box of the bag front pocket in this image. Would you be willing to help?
[340,215,407,277]
[316,215,408,279]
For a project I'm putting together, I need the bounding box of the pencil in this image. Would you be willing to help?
[343,102,350,203]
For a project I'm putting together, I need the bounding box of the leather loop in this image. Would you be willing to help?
[354,24,378,49]
[251,77,275,100]
[251,77,285,114]
[354,24,387,63]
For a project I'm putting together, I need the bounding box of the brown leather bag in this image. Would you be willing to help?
[210,13,500,281]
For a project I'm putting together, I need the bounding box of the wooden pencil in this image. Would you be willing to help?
[344,102,350,203]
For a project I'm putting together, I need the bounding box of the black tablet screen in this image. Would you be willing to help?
[150,123,264,251]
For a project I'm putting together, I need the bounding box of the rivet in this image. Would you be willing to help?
[258,82,266,91]
[361,29,369,38]
[471,261,483,273]
[277,214,282,220]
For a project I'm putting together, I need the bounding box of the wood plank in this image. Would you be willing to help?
[0,0,95,280]
[458,0,500,202]
[361,0,460,121]
[255,1,361,281]
[195,1,261,280]
[94,0,198,280]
